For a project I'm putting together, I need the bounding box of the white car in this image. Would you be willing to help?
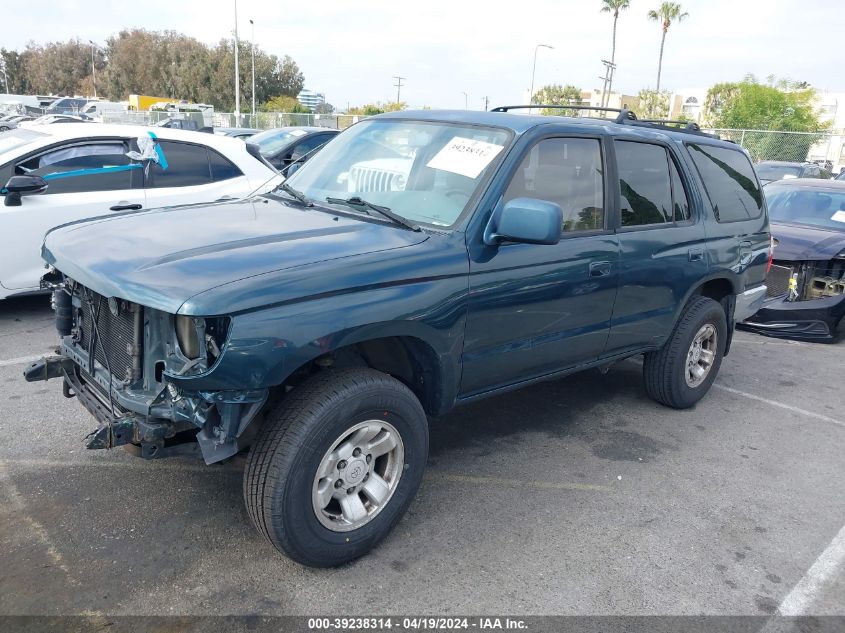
[0,123,280,298]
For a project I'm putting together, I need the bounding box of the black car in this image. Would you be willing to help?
[214,127,261,140]
[741,179,845,341]
[756,160,832,185]
[248,126,339,172]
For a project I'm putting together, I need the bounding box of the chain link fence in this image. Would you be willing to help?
[101,110,366,131]
[704,128,845,173]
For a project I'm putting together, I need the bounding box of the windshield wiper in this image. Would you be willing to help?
[325,196,420,231]
[276,182,312,206]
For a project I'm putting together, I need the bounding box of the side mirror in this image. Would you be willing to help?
[483,197,562,246]
[3,175,48,207]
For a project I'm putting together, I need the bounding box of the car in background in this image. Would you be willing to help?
[0,115,33,131]
[215,127,261,140]
[44,97,90,115]
[835,170,845,181]
[756,160,832,185]
[740,179,845,341]
[248,126,339,172]
[21,114,94,127]
[155,117,213,133]
[0,123,279,298]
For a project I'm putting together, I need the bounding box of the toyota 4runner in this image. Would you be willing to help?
[25,107,770,567]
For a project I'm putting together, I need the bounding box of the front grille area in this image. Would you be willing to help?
[766,264,793,298]
[76,289,142,384]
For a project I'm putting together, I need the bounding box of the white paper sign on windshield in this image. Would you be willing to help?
[426,137,504,179]
[831,210,845,223]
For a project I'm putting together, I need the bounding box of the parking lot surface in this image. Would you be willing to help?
[1,295,843,616]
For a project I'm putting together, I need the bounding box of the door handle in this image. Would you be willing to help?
[589,261,612,277]
[688,247,704,262]
[109,203,142,211]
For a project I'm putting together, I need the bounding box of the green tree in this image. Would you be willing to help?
[531,84,583,116]
[600,0,630,102]
[703,76,829,161]
[0,49,31,94]
[638,88,671,118]
[647,2,689,93]
[347,101,407,115]
[260,95,309,113]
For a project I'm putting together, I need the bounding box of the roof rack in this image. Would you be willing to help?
[490,104,637,124]
[490,105,720,139]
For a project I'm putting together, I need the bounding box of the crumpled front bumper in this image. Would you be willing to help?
[738,293,845,342]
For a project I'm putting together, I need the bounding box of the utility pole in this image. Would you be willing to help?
[461,91,468,110]
[481,96,489,111]
[249,19,256,118]
[233,0,240,124]
[599,59,615,110]
[88,40,97,98]
[393,75,405,104]
[529,44,553,114]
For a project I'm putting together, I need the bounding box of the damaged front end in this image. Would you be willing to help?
[740,256,845,341]
[24,275,267,463]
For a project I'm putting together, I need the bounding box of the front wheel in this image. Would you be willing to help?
[243,368,428,567]
[643,296,727,409]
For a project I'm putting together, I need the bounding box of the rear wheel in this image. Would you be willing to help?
[643,296,727,409]
[243,368,428,567]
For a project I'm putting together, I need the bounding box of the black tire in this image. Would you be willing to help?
[643,296,727,409]
[243,367,428,567]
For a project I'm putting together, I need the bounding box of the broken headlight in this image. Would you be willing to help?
[175,315,201,359]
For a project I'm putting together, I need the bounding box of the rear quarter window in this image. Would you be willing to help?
[686,143,763,222]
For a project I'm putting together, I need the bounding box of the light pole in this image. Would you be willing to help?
[461,91,468,110]
[529,43,553,113]
[233,0,240,124]
[88,40,97,98]
[1,61,8,94]
[249,19,256,119]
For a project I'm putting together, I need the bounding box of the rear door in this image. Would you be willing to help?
[685,141,769,296]
[143,140,252,208]
[604,138,708,353]
[0,139,145,291]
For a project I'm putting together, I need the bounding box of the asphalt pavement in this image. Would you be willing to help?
[1,294,843,617]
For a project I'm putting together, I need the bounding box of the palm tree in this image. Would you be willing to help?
[600,0,630,107]
[647,2,689,94]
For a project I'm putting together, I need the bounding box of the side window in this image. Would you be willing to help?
[686,143,763,222]
[15,142,134,195]
[148,141,211,188]
[292,134,333,158]
[503,137,605,233]
[208,149,242,182]
[615,141,672,227]
[668,155,691,221]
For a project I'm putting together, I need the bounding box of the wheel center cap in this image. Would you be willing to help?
[691,346,702,362]
[345,459,367,484]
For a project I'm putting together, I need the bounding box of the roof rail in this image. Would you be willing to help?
[490,104,638,124]
[639,119,701,131]
[490,104,722,139]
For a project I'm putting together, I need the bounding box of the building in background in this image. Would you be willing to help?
[669,88,708,122]
[297,89,326,112]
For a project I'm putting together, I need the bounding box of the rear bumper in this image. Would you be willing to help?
[734,285,768,323]
[738,293,845,342]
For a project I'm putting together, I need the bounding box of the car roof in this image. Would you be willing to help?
[375,109,741,148]
[259,126,338,134]
[24,122,251,152]
[757,160,810,166]
[764,178,845,191]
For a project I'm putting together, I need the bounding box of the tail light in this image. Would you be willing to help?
[766,235,775,273]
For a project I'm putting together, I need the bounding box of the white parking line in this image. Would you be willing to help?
[0,354,42,368]
[713,384,845,429]
[777,522,845,615]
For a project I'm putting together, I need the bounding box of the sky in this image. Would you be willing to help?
[5,0,845,110]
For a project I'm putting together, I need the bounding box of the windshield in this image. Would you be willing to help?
[0,128,47,156]
[766,185,845,232]
[250,128,310,156]
[285,119,511,227]
[756,164,801,181]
